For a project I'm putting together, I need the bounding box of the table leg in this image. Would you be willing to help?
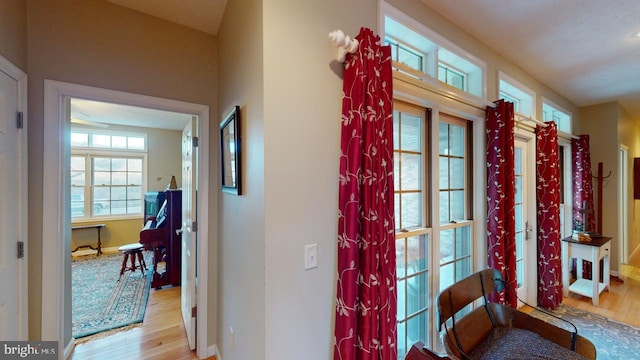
[604,248,610,292]
[96,227,102,256]
[562,241,569,297]
[592,247,599,306]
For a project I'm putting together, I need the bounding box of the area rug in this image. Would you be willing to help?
[529,304,640,359]
[72,251,153,339]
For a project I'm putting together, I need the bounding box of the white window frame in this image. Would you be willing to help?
[380,0,487,99]
[542,97,572,134]
[498,72,536,118]
[71,129,148,222]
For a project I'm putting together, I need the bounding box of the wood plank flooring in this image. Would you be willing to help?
[70,286,212,360]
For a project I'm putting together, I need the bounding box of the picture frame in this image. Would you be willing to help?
[220,106,241,195]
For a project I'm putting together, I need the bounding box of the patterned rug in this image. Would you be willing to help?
[529,304,640,359]
[72,251,152,339]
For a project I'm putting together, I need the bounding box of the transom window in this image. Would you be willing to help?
[71,130,147,219]
[542,99,572,133]
[499,72,535,117]
[383,5,486,98]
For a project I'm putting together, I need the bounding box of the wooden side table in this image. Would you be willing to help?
[561,236,611,306]
[71,223,106,256]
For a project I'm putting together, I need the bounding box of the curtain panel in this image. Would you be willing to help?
[572,135,597,280]
[486,100,517,307]
[333,27,397,360]
[536,122,562,309]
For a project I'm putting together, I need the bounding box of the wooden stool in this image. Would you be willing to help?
[118,243,147,279]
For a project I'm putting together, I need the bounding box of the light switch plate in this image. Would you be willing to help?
[305,243,318,270]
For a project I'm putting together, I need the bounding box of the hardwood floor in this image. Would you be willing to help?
[70,286,212,360]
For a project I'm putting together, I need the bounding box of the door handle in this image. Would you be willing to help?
[525,221,533,240]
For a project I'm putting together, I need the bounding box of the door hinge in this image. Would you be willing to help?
[192,221,198,232]
[17,241,24,258]
[192,136,199,148]
[16,112,24,129]
[191,306,197,318]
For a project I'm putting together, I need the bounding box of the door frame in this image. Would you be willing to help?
[42,80,209,357]
[619,145,629,264]
[0,54,28,340]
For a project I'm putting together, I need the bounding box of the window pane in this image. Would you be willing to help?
[450,158,464,189]
[94,171,111,185]
[455,258,471,281]
[397,278,407,319]
[407,235,427,276]
[111,158,127,171]
[112,172,127,185]
[396,238,407,278]
[407,273,428,315]
[394,193,401,229]
[398,321,407,360]
[128,199,142,213]
[448,125,464,157]
[71,132,88,147]
[393,111,400,149]
[111,187,126,200]
[438,123,448,155]
[111,200,127,214]
[112,135,127,149]
[94,187,110,201]
[440,262,455,291]
[439,191,449,224]
[92,134,110,147]
[128,172,142,185]
[401,193,422,229]
[128,158,143,171]
[128,136,145,150]
[440,228,454,263]
[450,190,465,220]
[93,158,111,171]
[439,157,448,189]
[400,153,421,190]
[455,226,471,258]
[71,187,85,217]
[394,153,400,191]
[400,114,421,151]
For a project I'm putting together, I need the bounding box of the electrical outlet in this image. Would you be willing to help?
[305,243,318,270]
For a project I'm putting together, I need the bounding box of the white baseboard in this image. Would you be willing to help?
[63,337,75,359]
[208,344,221,360]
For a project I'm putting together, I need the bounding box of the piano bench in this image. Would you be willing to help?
[118,243,147,279]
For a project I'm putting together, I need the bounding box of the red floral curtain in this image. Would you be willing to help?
[572,135,596,279]
[536,122,562,309]
[572,135,595,232]
[334,27,397,360]
[486,100,517,308]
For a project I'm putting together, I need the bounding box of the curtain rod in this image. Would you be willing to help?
[515,113,547,127]
[329,30,359,63]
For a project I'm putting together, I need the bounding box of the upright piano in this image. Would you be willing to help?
[139,189,182,288]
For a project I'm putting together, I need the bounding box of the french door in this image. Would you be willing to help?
[515,135,537,305]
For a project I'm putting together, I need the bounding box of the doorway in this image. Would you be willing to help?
[515,133,537,305]
[619,145,629,264]
[42,81,210,358]
[68,98,193,340]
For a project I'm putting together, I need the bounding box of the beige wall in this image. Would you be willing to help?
[216,0,265,357]
[0,0,27,72]
[579,103,621,269]
[617,104,640,259]
[26,0,216,344]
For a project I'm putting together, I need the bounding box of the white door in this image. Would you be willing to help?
[515,136,537,305]
[0,69,21,339]
[181,118,197,350]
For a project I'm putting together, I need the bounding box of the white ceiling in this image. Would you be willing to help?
[420,0,640,121]
[93,1,640,126]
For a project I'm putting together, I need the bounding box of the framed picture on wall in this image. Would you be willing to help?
[220,106,241,195]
